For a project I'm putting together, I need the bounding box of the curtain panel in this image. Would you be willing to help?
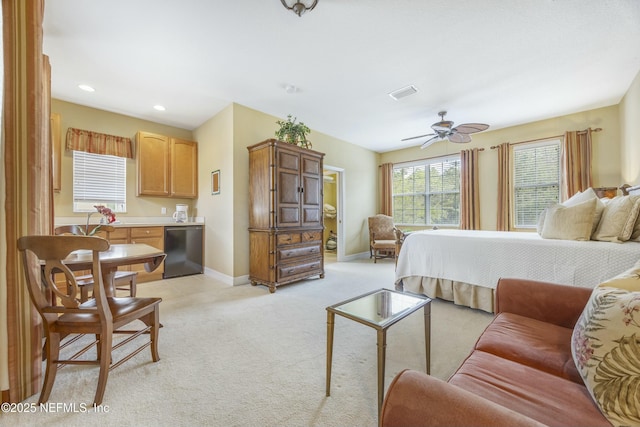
[65,127,133,159]
[379,163,393,216]
[496,142,512,231]
[561,129,592,201]
[2,0,50,403]
[460,149,480,230]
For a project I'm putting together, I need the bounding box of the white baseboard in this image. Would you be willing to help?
[203,267,250,286]
[339,251,370,262]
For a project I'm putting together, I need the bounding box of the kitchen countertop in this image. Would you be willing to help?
[55,216,205,228]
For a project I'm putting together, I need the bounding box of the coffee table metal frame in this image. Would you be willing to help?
[325,288,431,419]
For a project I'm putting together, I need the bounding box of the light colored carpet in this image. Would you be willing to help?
[8,258,492,427]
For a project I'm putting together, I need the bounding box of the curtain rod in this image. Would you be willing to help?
[380,147,485,167]
[489,127,602,149]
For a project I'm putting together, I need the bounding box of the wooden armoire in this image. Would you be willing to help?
[248,139,325,293]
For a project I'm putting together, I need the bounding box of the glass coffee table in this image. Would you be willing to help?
[325,288,432,418]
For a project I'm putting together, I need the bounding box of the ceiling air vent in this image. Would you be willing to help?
[388,85,418,101]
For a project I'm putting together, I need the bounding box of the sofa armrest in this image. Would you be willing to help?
[495,278,592,328]
[381,370,545,427]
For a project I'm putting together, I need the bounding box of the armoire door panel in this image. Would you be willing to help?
[279,207,301,225]
[278,150,300,171]
[303,208,321,224]
[302,155,320,175]
[302,175,321,206]
[279,171,300,205]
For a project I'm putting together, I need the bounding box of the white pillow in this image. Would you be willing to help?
[563,188,605,237]
[592,196,640,243]
[540,198,596,241]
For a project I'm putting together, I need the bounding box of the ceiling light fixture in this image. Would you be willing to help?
[153,105,166,111]
[389,85,418,101]
[280,0,318,17]
[284,84,298,94]
[78,84,95,92]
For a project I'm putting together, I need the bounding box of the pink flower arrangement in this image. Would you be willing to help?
[83,205,116,236]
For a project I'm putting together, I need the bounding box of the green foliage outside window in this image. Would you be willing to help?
[392,158,460,226]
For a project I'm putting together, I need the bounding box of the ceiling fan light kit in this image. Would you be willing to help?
[281,0,318,17]
[401,111,489,149]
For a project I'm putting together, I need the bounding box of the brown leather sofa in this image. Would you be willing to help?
[381,278,611,427]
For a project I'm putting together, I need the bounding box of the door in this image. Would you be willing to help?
[323,166,345,261]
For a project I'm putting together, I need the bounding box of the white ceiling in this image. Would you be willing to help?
[43,0,640,153]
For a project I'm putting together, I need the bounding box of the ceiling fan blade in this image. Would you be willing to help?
[448,132,472,143]
[420,135,441,149]
[401,133,436,142]
[453,123,489,134]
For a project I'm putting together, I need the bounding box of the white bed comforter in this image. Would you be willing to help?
[395,229,640,289]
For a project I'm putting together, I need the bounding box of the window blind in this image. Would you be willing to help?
[73,150,127,212]
[513,141,560,227]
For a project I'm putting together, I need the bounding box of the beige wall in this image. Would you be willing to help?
[620,69,640,185]
[380,105,621,231]
[52,99,195,220]
[192,104,234,277]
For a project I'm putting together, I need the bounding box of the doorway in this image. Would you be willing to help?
[323,165,345,262]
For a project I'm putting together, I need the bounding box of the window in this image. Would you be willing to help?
[392,156,461,226]
[73,151,127,212]
[513,140,560,228]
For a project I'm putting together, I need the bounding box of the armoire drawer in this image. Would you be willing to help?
[277,233,302,246]
[302,231,322,242]
[278,259,322,280]
[278,244,321,261]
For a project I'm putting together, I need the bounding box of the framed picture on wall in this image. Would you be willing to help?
[211,170,220,195]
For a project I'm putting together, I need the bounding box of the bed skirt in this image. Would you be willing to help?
[396,276,495,313]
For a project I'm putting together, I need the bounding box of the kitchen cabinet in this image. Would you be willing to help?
[53,225,164,286]
[247,139,325,293]
[136,131,198,198]
[129,226,165,282]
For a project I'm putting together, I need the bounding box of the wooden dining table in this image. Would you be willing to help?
[63,243,166,297]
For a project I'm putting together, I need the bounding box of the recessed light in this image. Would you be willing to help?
[78,84,95,92]
[284,84,299,94]
[153,105,166,111]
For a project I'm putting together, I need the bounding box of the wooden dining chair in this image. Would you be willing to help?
[54,225,138,301]
[17,234,162,405]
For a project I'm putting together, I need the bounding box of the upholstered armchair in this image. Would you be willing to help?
[368,214,397,263]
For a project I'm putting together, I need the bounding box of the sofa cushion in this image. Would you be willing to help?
[474,312,581,383]
[572,286,640,427]
[449,350,610,427]
[540,198,596,241]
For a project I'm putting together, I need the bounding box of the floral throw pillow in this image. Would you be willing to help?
[571,286,640,426]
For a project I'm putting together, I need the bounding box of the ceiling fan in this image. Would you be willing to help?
[402,111,489,149]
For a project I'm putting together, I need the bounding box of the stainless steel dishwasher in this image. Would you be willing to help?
[163,225,204,278]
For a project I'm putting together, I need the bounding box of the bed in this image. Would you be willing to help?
[395,229,640,312]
